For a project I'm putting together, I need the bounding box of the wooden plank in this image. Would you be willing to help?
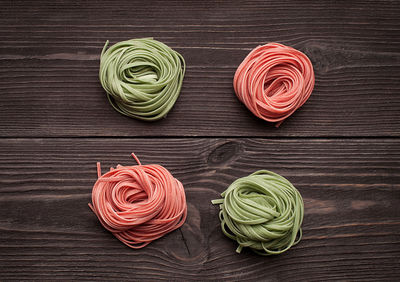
[0,138,399,280]
[0,0,399,137]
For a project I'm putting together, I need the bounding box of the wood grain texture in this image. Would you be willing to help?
[0,138,399,281]
[0,0,400,137]
[0,1,399,281]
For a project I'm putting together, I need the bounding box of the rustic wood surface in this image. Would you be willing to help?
[0,139,399,281]
[0,0,399,281]
[0,0,400,137]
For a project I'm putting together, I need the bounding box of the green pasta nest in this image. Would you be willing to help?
[99,38,185,121]
[212,170,304,255]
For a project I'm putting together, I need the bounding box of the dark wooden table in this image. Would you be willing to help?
[1,1,399,280]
